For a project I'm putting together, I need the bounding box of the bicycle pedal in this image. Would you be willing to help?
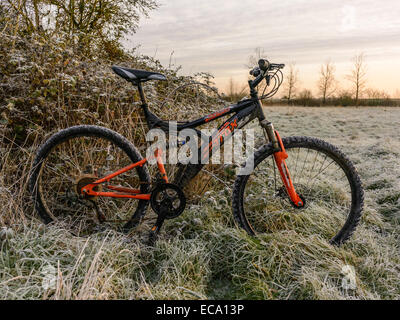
[147,225,159,246]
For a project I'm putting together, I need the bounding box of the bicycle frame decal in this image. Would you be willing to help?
[205,107,231,122]
[201,118,238,162]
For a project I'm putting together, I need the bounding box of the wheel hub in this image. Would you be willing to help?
[75,174,101,198]
[275,186,307,209]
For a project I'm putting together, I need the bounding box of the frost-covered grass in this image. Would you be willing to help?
[0,106,399,299]
[267,106,400,225]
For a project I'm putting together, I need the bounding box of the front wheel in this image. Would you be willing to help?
[232,136,364,245]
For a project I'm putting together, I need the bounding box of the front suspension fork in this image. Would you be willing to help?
[261,120,304,207]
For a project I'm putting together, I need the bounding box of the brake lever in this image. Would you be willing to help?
[250,67,261,77]
[266,74,271,86]
[270,63,285,70]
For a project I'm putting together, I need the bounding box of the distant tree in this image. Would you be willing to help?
[317,60,336,104]
[225,78,247,102]
[337,89,353,98]
[337,89,354,107]
[365,88,390,99]
[297,89,313,106]
[283,63,299,104]
[298,89,313,99]
[346,53,367,105]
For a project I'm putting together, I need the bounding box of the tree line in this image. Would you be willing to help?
[282,53,387,106]
[225,49,399,107]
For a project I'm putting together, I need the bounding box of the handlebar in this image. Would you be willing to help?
[248,59,285,96]
[258,59,285,71]
[249,59,285,78]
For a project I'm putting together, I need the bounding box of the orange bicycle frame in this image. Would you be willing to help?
[80,149,168,200]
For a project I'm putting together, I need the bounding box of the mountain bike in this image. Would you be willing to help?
[29,59,364,245]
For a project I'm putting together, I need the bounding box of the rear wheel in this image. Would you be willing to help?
[29,125,151,236]
[232,136,364,245]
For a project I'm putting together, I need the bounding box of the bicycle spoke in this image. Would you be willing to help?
[243,143,352,235]
[38,135,145,235]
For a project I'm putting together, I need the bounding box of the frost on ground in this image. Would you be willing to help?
[264,106,400,224]
[0,106,399,300]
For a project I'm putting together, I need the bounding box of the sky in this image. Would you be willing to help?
[126,0,400,96]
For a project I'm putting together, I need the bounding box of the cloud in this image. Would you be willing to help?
[125,0,400,92]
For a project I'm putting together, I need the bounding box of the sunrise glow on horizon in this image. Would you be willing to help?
[127,0,400,97]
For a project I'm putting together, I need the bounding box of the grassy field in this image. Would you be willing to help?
[0,106,399,300]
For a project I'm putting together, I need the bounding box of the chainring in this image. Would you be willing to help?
[150,183,186,219]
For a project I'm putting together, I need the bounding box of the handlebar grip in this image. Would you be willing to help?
[270,63,285,69]
[258,59,270,71]
[249,67,261,77]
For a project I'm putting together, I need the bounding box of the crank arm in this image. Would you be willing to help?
[148,208,169,245]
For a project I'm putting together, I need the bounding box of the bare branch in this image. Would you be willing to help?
[283,63,299,104]
[346,53,367,105]
[317,60,337,104]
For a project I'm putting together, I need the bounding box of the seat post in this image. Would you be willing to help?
[136,81,147,105]
[135,81,154,130]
